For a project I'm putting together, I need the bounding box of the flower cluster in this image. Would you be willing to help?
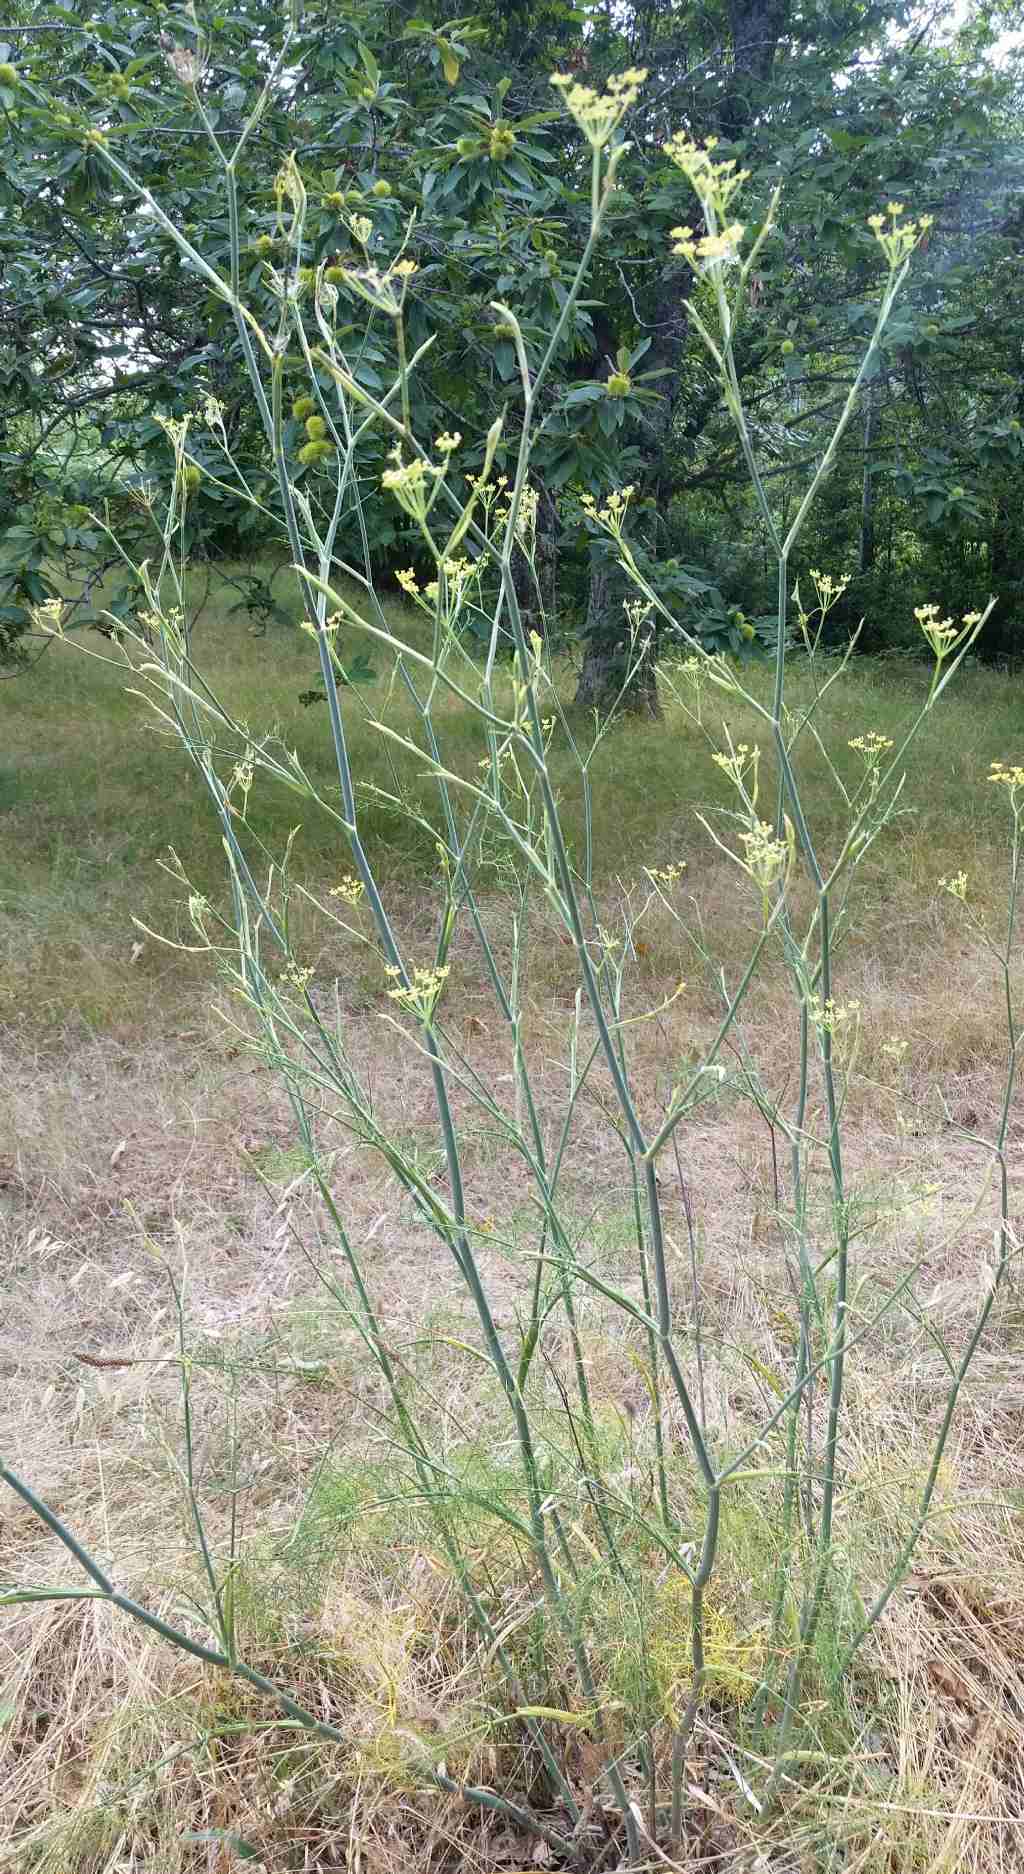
[381,446,445,522]
[329,875,365,905]
[398,555,476,614]
[624,597,654,639]
[300,612,342,642]
[512,484,538,544]
[808,567,850,611]
[647,861,687,887]
[472,472,510,502]
[808,994,861,1034]
[31,598,66,636]
[914,602,983,663]
[439,555,475,595]
[280,963,314,992]
[867,202,933,269]
[274,153,307,231]
[738,820,789,896]
[939,871,968,901]
[579,484,635,536]
[166,43,202,87]
[228,753,254,810]
[129,482,157,515]
[155,413,188,448]
[664,136,750,218]
[477,744,512,774]
[550,68,647,150]
[989,760,1024,793]
[712,742,758,790]
[848,732,894,763]
[665,136,751,274]
[202,394,226,433]
[334,258,417,317]
[670,222,744,268]
[138,604,186,654]
[385,962,451,1021]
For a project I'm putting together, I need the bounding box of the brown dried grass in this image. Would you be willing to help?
[4,874,1024,1870]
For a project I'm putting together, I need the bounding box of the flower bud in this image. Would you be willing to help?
[605,372,631,398]
[371,177,392,197]
[489,125,516,161]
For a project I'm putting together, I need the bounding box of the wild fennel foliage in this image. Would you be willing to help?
[2,56,1013,1863]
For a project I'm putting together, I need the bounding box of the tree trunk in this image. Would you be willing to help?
[574,561,661,718]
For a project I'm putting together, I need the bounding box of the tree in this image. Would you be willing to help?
[2,0,1021,690]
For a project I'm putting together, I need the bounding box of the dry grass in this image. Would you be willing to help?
[4,589,1024,1869]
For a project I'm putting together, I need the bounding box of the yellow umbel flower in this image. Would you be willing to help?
[578,484,635,537]
[381,446,445,521]
[670,220,745,268]
[738,819,789,895]
[808,567,850,611]
[31,598,66,636]
[329,875,366,906]
[808,994,861,1034]
[848,732,894,763]
[712,742,758,790]
[664,135,750,217]
[867,202,933,269]
[385,963,451,1021]
[550,68,647,149]
[989,760,1024,793]
[914,602,982,664]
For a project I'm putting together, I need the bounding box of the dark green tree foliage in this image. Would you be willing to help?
[0,0,1021,684]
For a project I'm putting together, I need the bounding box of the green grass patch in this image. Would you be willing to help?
[1,558,1018,1035]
